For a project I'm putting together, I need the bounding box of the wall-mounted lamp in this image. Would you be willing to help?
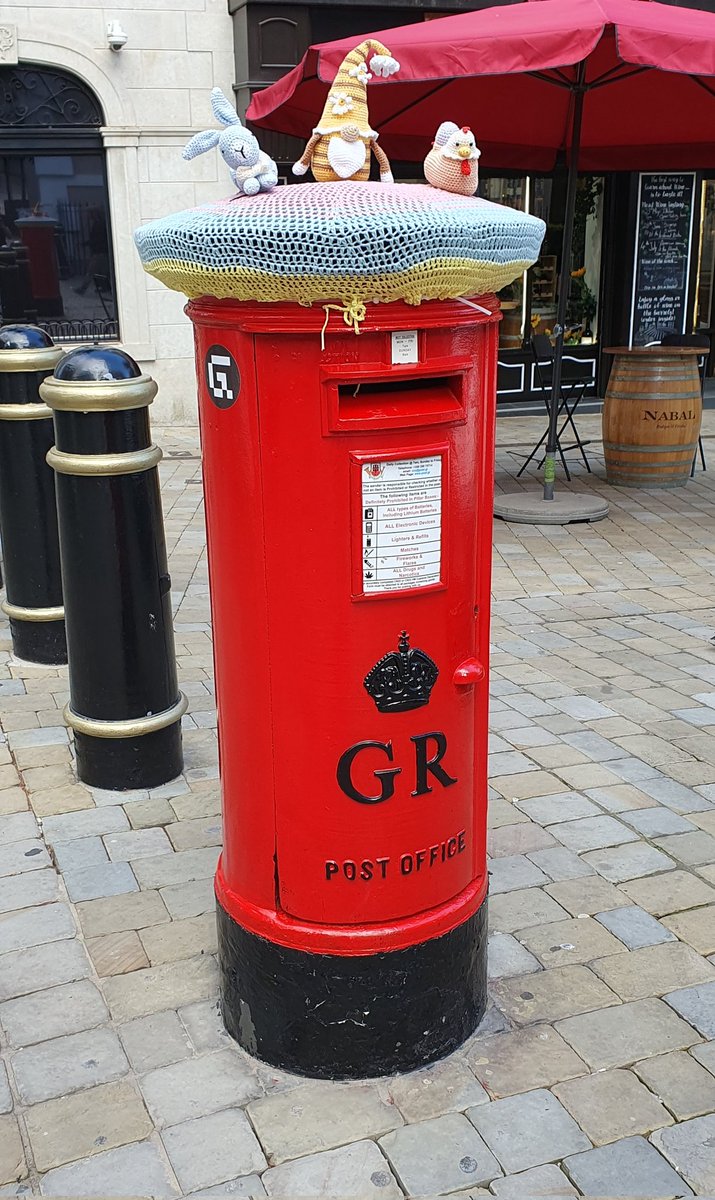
[106,21,128,51]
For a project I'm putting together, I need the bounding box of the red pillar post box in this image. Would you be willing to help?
[191,297,497,1076]
[15,219,63,317]
[135,180,544,1077]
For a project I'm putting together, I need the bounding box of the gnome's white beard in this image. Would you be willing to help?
[327,136,367,179]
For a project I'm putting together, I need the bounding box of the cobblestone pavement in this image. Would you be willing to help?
[2,417,715,1198]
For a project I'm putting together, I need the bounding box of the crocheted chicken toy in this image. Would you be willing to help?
[292,40,399,183]
[424,123,481,196]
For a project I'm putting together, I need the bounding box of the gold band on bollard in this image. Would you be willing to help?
[0,347,64,373]
[40,375,158,413]
[0,402,52,421]
[47,445,163,476]
[64,693,188,739]
[1,600,64,623]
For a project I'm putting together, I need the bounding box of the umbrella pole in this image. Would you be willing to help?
[543,61,586,501]
[491,61,608,525]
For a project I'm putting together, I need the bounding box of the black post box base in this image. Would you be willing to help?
[11,619,67,666]
[216,897,488,1079]
[74,723,183,791]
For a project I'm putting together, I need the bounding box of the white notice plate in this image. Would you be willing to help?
[391,330,419,365]
[361,456,442,594]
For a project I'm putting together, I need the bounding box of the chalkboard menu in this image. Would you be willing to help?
[629,173,696,346]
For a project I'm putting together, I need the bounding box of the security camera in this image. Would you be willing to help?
[107,21,128,51]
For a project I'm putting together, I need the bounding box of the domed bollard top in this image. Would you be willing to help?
[53,345,143,382]
[0,323,60,357]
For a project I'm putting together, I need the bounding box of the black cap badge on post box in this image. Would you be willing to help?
[364,631,439,713]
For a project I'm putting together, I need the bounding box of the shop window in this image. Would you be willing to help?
[479,177,527,350]
[0,65,117,342]
[529,174,604,347]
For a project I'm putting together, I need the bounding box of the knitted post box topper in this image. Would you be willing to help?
[424,123,482,197]
[134,182,547,312]
[292,40,399,184]
[183,88,278,197]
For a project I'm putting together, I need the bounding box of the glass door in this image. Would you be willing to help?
[528,175,604,348]
[479,176,527,350]
[696,179,715,373]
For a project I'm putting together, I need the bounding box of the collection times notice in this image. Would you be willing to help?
[361,456,442,594]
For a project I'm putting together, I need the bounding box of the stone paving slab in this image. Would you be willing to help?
[633,1050,715,1121]
[247,1082,402,1165]
[386,1059,489,1122]
[552,1067,674,1145]
[594,904,676,949]
[383,1113,502,1194]
[11,1026,130,1105]
[24,1080,153,1172]
[263,1140,402,1198]
[161,1109,267,1193]
[38,1137,181,1197]
[562,1135,693,1197]
[1,425,715,1196]
[467,1088,590,1173]
[651,1112,715,1193]
[467,1026,587,1098]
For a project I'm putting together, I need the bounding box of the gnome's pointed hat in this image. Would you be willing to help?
[314,40,399,137]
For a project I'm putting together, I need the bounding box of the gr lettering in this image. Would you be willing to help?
[336,733,457,805]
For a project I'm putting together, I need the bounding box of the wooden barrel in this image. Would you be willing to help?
[602,350,702,487]
[499,303,522,348]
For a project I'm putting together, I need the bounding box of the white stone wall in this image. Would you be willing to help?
[1,0,236,423]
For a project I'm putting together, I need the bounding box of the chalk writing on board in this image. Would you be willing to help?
[630,173,695,347]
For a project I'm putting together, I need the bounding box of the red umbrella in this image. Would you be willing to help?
[248,0,715,520]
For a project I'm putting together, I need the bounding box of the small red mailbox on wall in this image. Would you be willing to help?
[135,180,544,1077]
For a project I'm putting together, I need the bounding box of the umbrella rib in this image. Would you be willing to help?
[527,70,574,91]
[588,64,650,90]
[378,79,453,130]
[692,76,715,98]
[544,67,573,86]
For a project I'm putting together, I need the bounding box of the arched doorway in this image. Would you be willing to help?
[0,63,118,341]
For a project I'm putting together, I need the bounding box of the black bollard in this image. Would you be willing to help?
[41,346,186,789]
[0,326,66,664]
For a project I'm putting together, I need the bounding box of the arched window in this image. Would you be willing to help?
[0,64,118,341]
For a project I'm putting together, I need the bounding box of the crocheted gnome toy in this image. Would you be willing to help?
[424,123,481,196]
[292,40,399,183]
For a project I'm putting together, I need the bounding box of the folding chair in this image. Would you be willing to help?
[92,272,115,321]
[517,333,593,480]
[660,333,709,476]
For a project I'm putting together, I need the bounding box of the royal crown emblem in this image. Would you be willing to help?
[364,631,439,713]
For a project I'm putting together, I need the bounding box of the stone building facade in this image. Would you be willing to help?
[0,1,234,422]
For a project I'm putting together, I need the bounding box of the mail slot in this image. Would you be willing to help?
[188,296,498,1077]
[331,369,466,430]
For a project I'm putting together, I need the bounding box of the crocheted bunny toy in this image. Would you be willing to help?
[183,88,278,196]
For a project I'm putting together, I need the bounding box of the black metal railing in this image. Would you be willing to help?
[39,318,118,343]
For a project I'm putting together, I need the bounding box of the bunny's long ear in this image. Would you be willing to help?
[211,88,241,127]
[182,130,220,160]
